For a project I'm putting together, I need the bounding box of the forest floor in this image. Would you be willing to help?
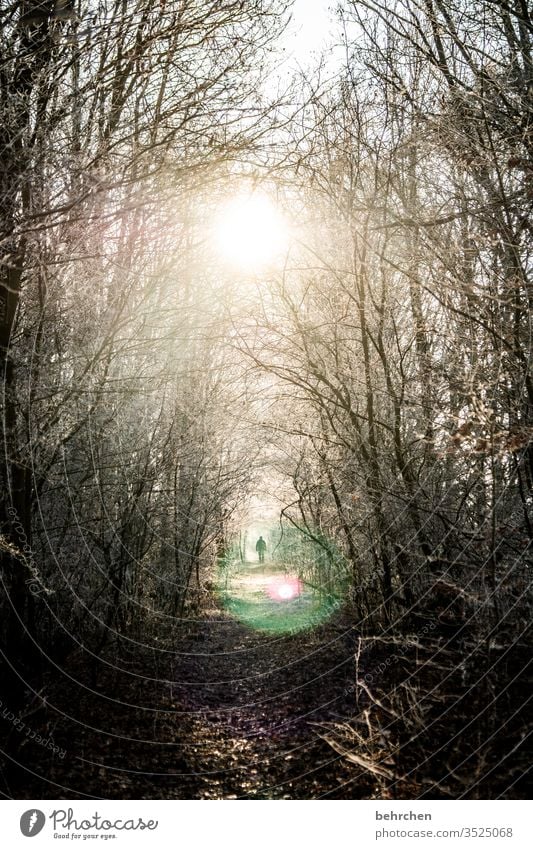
[3,565,369,799]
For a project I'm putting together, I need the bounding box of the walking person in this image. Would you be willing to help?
[255,535,267,564]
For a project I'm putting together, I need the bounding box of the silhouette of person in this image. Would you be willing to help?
[255,535,267,563]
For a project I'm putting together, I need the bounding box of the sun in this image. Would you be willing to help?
[215,193,289,270]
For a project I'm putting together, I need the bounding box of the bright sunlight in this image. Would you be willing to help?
[215,193,289,270]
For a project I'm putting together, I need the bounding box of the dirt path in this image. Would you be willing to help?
[7,590,362,799]
[165,606,359,798]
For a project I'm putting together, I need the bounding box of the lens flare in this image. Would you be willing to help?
[267,576,302,601]
[218,565,339,634]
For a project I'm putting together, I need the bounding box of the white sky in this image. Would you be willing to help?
[279,0,338,70]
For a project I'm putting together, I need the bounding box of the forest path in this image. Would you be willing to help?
[11,565,360,799]
[165,563,359,798]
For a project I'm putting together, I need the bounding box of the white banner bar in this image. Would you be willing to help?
[2,800,530,848]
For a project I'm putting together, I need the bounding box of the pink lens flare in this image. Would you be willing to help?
[266,576,302,602]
